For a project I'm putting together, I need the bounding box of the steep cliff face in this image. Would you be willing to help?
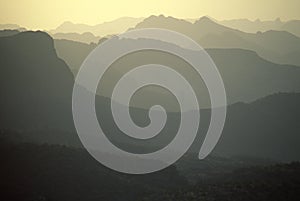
[0,31,75,131]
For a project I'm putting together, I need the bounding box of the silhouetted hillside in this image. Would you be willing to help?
[54,39,97,75]
[94,92,300,162]
[2,131,299,201]
[50,17,144,36]
[211,92,300,161]
[0,139,187,201]
[0,29,20,37]
[0,31,74,131]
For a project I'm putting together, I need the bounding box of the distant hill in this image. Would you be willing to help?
[50,32,101,44]
[95,92,300,162]
[134,15,300,66]
[134,15,242,40]
[281,20,300,38]
[0,31,75,131]
[134,15,195,37]
[50,17,144,36]
[185,17,300,38]
[54,39,97,75]
[219,18,284,33]
[219,18,300,37]
[211,92,300,161]
[0,24,26,32]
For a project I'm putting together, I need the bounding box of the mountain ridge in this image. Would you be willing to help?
[133,15,300,66]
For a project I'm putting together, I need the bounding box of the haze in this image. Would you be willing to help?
[0,0,300,30]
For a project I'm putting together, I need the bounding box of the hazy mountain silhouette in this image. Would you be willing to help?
[54,39,98,74]
[219,18,284,33]
[93,92,300,162]
[220,18,300,37]
[134,15,300,66]
[212,92,300,161]
[58,35,300,161]
[184,17,300,38]
[103,91,300,161]
[281,20,300,38]
[200,30,300,66]
[50,17,144,36]
[207,48,300,104]
[134,15,241,39]
[55,39,300,161]
[54,37,300,106]
[1,31,299,162]
[1,15,300,201]
[50,32,101,44]
[134,15,195,36]
[0,24,26,32]
[0,31,75,131]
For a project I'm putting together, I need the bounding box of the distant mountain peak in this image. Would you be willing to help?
[145,15,165,21]
[194,16,217,25]
[143,14,184,22]
[198,16,212,21]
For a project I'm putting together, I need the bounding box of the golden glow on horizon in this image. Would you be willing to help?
[0,0,299,30]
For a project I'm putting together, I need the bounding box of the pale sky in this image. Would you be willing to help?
[0,0,299,30]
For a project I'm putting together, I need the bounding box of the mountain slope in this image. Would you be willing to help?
[0,31,75,131]
[54,39,98,75]
[211,92,300,161]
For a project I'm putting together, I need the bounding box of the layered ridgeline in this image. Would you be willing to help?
[48,16,300,41]
[54,37,300,107]
[22,15,300,66]
[134,15,300,67]
[1,31,300,161]
[54,35,300,161]
[0,24,26,32]
[219,18,300,37]
[49,17,144,36]
[51,32,101,44]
